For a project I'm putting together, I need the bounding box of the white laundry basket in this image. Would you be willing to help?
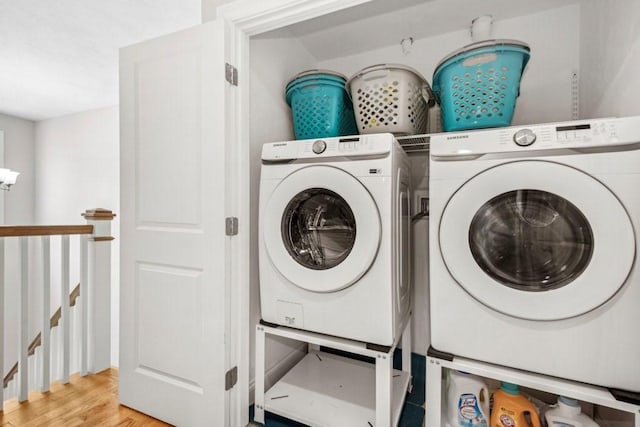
[347,64,434,135]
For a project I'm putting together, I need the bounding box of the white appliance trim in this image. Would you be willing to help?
[439,159,635,320]
[263,165,381,293]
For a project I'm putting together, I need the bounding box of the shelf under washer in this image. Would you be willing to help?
[264,350,411,426]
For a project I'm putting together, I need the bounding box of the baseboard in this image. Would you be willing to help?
[248,341,307,405]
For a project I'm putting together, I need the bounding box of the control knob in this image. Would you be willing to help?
[312,139,327,154]
[513,128,536,146]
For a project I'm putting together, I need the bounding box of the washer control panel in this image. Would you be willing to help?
[262,134,394,161]
[430,116,640,159]
[510,122,617,147]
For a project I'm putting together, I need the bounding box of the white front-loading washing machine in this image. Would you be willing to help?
[259,133,411,346]
[429,116,640,394]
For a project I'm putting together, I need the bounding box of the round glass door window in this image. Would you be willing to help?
[469,189,594,291]
[281,188,356,270]
[438,160,634,320]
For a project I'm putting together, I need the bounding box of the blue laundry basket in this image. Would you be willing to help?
[433,40,530,132]
[286,70,358,140]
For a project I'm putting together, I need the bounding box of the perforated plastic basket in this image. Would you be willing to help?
[285,70,357,140]
[346,64,434,136]
[433,39,530,132]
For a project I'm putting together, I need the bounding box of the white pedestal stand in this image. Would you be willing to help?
[426,350,640,427]
[254,318,413,427]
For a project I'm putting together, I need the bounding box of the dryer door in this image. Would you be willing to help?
[439,160,635,320]
[263,165,381,292]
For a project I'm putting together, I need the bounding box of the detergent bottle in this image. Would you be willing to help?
[545,396,600,426]
[446,370,490,427]
[490,382,541,427]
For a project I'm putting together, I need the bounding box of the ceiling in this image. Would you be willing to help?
[0,0,201,121]
[282,0,580,61]
[1,0,580,122]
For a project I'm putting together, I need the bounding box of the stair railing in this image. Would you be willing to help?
[0,208,115,409]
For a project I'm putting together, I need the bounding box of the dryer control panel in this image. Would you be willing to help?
[430,116,640,159]
[262,133,395,161]
[504,121,617,147]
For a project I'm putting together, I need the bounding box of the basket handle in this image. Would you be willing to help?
[422,84,436,107]
[361,68,391,81]
[461,52,498,67]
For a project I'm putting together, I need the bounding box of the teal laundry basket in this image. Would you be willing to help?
[285,70,357,140]
[433,39,530,132]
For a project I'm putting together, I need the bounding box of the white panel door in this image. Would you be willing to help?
[120,20,233,426]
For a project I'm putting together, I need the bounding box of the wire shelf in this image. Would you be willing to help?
[396,134,431,153]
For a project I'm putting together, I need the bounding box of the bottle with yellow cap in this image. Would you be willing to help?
[490,382,541,427]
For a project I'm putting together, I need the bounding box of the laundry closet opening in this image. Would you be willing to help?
[245,0,637,398]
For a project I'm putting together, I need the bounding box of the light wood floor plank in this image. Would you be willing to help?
[0,369,171,427]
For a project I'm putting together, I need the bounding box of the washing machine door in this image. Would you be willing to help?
[263,165,381,292]
[439,160,635,320]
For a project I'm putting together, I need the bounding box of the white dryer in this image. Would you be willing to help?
[429,116,640,394]
[259,134,411,346]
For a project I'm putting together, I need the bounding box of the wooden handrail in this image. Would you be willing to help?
[3,284,81,388]
[0,225,93,237]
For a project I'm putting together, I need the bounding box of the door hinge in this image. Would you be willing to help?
[225,63,238,86]
[225,366,238,390]
[225,217,238,236]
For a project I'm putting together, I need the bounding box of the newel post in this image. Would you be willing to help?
[82,208,116,373]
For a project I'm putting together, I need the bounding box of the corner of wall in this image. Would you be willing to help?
[201,0,236,23]
[579,0,640,118]
[0,112,36,225]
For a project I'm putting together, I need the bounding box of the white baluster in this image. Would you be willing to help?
[61,235,70,384]
[18,237,28,402]
[41,236,51,392]
[80,234,89,376]
[83,208,115,373]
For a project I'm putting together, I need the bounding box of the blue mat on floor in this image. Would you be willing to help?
[394,349,426,407]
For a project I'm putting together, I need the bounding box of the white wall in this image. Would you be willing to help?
[35,106,120,366]
[0,113,35,224]
[318,4,581,126]
[579,0,640,118]
[249,32,317,395]
[408,154,429,354]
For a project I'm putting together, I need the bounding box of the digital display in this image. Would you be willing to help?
[556,124,591,132]
[339,137,359,143]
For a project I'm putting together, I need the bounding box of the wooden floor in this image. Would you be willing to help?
[0,369,171,427]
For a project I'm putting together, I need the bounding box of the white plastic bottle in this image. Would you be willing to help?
[545,396,600,427]
[446,370,490,427]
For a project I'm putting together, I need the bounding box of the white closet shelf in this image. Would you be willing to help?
[255,319,413,427]
[426,351,640,427]
[264,350,410,426]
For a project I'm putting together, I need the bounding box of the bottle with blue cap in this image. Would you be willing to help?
[446,370,490,427]
[545,396,600,426]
